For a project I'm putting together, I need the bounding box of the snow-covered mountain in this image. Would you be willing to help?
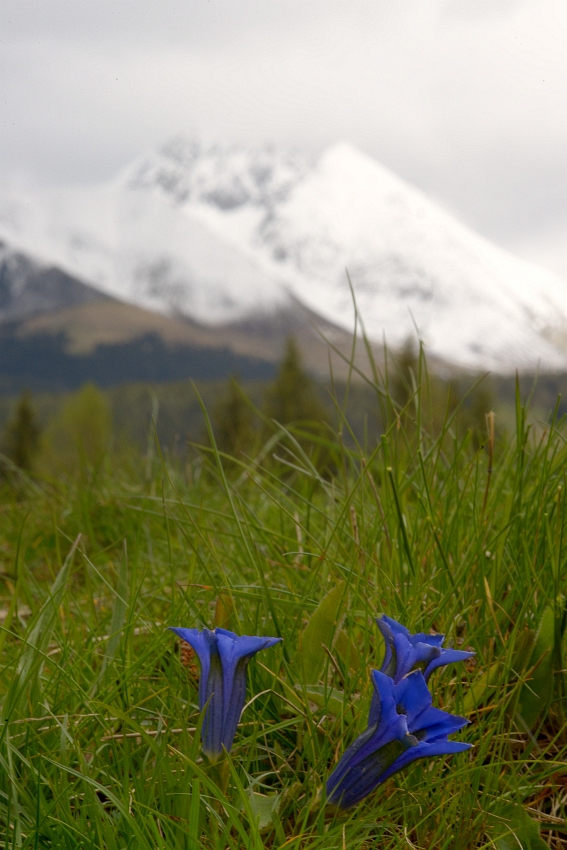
[1,137,566,372]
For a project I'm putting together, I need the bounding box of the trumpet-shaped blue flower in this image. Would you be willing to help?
[326,669,470,809]
[377,614,474,683]
[170,626,281,760]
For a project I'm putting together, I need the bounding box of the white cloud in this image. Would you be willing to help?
[0,0,565,274]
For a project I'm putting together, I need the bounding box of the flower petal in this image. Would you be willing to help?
[377,615,474,683]
[336,671,410,786]
[215,629,282,665]
[376,738,472,787]
[327,736,416,809]
[368,667,405,728]
[391,631,417,681]
[169,627,213,709]
[379,615,411,638]
[411,632,445,648]
[377,617,443,682]
[393,671,432,724]
[215,630,282,742]
[424,648,475,681]
[327,670,415,806]
[201,639,225,759]
[376,616,396,677]
[219,656,250,754]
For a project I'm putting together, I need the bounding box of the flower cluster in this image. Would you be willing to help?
[170,614,472,810]
[326,615,473,809]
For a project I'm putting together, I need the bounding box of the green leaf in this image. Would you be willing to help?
[510,627,536,673]
[463,660,501,714]
[335,628,361,672]
[247,789,281,830]
[488,802,547,850]
[517,605,555,729]
[103,543,129,668]
[299,581,346,684]
[89,541,129,697]
[188,779,201,849]
[294,684,346,717]
[2,536,80,719]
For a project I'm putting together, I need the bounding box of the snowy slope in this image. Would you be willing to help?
[252,144,567,371]
[0,143,292,323]
[0,137,566,372]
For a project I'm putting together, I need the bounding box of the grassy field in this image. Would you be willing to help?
[0,368,566,848]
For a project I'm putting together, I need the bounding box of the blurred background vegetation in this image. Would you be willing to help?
[0,334,566,486]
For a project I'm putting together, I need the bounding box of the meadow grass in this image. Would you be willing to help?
[0,361,566,849]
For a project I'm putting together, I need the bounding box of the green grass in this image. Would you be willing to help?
[0,366,566,849]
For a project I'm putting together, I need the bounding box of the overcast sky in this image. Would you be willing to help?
[1,0,566,275]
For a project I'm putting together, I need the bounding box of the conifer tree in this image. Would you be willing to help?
[212,377,256,460]
[263,337,331,472]
[264,337,328,426]
[461,383,496,449]
[391,337,418,410]
[41,383,112,474]
[1,391,40,471]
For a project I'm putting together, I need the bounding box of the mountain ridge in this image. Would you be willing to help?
[0,240,110,324]
[0,241,373,392]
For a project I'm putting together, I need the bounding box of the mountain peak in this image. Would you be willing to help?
[320,140,392,175]
[127,137,312,212]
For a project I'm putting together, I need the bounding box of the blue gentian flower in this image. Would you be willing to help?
[377,614,474,683]
[170,626,281,761]
[326,669,470,809]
